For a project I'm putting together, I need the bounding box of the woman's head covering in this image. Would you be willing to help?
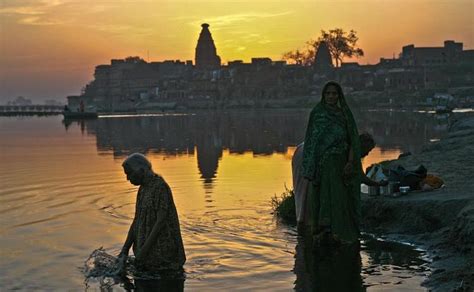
[320,80,344,106]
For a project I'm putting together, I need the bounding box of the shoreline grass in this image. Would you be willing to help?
[271,187,296,224]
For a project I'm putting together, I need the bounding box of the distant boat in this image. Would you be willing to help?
[62,110,98,119]
[62,101,98,119]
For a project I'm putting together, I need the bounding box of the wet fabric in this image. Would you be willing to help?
[292,142,310,224]
[302,86,362,243]
[83,248,185,291]
[133,174,186,272]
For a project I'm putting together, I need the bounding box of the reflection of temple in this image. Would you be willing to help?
[71,110,451,187]
[196,113,223,187]
[75,111,307,188]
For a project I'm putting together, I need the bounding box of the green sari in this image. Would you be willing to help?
[302,84,362,243]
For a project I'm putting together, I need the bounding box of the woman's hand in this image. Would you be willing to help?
[118,246,129,257]
[115,252,128,275]
[117,248,128,265]
[377,180,389,187]
[343,161,353,177]
[343,161,353,186]
[117,252,127,262]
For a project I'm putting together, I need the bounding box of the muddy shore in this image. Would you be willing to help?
[361,116,474,291]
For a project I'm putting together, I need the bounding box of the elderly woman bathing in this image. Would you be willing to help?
[117,153,186,276]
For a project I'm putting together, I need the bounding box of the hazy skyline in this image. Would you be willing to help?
[1,0,473,103]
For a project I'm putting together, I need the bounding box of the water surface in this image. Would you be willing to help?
[0,110,458,290]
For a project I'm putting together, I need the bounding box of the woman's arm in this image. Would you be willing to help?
[302,110,318,180]
[361,174,383,186]
[343,146,354,179]
[347,146,354,164]
[116,219,136,274]
[119,219,136,256]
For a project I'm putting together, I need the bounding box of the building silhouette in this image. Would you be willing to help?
[67,26,473,111]
[195,23,221,70]
[401,40,464,67]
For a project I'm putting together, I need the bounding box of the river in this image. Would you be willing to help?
[1,109,457,291]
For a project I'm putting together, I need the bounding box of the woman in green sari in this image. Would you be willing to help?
[301,81,362,244]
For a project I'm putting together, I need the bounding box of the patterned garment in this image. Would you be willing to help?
[132,174,186,272]
[302,104,350,183]
[301,100,362,243]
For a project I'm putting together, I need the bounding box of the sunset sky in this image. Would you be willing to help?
[1,0,473,103]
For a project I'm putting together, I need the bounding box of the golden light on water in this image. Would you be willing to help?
[0,114,437,290]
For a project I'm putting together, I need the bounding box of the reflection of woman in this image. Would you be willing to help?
[302,81,362,244]
[293,235,363,291]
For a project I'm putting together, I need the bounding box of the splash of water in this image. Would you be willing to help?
[82,247,185,290]
[82,247,132,290]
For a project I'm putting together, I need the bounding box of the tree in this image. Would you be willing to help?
[282,28,364,67]
[309,29,364,67]
[282,48,315,66]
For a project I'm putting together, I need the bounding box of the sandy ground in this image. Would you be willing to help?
[361,115,474,291]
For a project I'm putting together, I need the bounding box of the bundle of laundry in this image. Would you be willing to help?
[420,174,445,191]
[388,165,427,190]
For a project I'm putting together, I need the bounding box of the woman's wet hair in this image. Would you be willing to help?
[122,153,153,172]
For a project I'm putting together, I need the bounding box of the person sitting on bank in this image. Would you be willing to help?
[292,133,387,235]
[117,153,186,276]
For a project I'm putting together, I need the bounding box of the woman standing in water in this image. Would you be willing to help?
[301,81,362,244]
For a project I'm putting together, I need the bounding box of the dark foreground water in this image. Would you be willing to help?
[0,109,459,291]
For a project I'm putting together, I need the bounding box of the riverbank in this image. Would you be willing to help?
[361,115,474,291]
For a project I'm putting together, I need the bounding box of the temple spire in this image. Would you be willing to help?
[313,41,334,72]
[195,23,221,70]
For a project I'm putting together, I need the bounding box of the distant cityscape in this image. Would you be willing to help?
[5,23,474,111]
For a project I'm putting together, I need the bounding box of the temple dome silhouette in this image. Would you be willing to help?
[313,41,334,72]
[195,23,221,70]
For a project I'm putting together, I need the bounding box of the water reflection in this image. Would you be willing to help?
[293,234,430,291]
[0,110,446,291]
[87,275,185,292]
[294,236,363,291]
[361,236,430,289]
[134,279,185,292]
[62,110,454,189]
